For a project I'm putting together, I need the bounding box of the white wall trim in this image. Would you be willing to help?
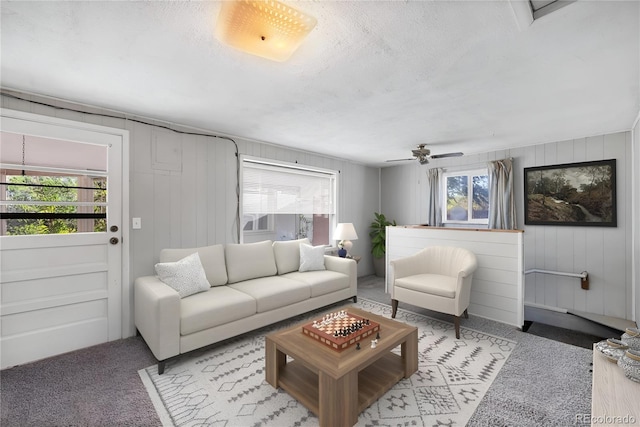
[524,302,568,314]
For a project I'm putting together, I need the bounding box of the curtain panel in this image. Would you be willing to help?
[427,168,443,227]
[488,158,516,229]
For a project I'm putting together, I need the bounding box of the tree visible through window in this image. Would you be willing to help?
[1,172,107,235]
[442,170,489,224]
[0,131,109,236]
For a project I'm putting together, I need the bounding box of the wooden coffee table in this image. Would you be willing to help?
[265,306,418,427]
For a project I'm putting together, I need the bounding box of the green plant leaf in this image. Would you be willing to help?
[369,211,396,256]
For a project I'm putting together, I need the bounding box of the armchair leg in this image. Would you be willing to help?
[463,309,469,319]
[158,361,166,375]
[454,316,461,339]
[391,299,398,318]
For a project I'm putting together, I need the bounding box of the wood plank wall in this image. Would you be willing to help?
[381,131,634,322]
[1,91,381,335]
[386,226,524,327]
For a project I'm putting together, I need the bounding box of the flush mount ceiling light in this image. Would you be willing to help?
[215,0,317,62]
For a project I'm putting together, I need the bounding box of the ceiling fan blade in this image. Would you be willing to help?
[430,152,463,159]
[385,158,414,163]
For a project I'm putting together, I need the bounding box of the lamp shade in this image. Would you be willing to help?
[215,0,317,62]
[335,223,358,241]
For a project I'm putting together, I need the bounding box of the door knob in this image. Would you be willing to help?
[110,225,119,232]
[110,237,119,245]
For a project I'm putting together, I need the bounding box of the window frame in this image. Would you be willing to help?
[240,156,338,245]
[441,168,489,225]
[1,166,108,235]
[242,213,274,233]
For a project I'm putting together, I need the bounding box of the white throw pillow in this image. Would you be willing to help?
[155,252,211,298]
[299,244,326,272]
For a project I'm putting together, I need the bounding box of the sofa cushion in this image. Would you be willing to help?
[180,286,257,335]
[394,273,457,298]
[272,238,310,275]
[155,253,211,298]
[160,244,228,286]
[299,244,326,272]
[229,276,310,313]
[225,240,278,284]
[283,270,350,297]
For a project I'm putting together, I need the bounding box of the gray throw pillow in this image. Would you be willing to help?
[155,252,211,298]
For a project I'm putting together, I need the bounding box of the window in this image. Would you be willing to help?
[442,169,489,224]
[1,171,107,235]
[241,157,336,245]
[0,132,108,235]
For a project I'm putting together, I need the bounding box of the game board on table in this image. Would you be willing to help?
[301,310,380,352]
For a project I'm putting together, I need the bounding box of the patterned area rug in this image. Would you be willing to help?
[139,298,516,427]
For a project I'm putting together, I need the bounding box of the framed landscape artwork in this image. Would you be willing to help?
[524,159,617,227]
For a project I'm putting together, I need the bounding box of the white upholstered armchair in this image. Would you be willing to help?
[390,246,478,339]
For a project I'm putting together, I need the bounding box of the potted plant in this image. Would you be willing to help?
[369,212,396,277]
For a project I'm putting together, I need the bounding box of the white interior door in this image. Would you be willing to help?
[0,110,127,369]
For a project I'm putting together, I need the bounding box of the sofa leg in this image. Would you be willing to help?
[463,309,469,319]
[352,295,358,303]
[391,299,398,318]
[454,316,461,339]
[158,361,166,375]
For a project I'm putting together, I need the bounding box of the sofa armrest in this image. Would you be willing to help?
[134,276,181,361]
[324,255,357,296]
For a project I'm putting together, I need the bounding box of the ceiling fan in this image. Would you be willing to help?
[386,144,464,165]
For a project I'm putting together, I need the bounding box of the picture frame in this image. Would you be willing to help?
[524,159,616,227]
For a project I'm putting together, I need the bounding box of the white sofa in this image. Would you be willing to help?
[134,238,357,374]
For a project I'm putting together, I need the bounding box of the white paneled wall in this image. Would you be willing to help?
[1,92,380,337]
[381,132,634,321]
[386,226,524,328]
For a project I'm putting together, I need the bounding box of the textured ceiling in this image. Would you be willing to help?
[1,1,638,166]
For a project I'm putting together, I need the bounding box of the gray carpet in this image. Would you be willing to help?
[358,275,594,427]
[0,335,160,427]
[1,275,594,427]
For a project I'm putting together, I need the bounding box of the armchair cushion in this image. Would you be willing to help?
[394,273,457,298]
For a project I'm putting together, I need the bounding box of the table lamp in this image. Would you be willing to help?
[335,223,358,258]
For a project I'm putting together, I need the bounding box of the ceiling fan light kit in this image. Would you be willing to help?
[214,0,317,62]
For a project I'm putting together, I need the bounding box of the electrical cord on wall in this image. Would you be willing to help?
[1,90,242,243]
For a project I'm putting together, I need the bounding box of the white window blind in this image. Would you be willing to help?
[242,160,336,215]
